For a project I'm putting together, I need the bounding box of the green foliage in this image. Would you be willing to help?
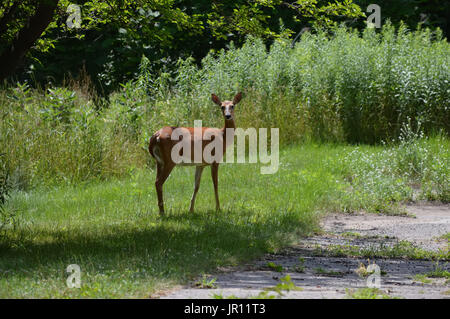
[0,153,9,206]
[4,0,364,92]
[154,24,449,144]
[340,125,449,214]
[194,275,218,289]
[1,25,449,193]
[426,262,450,279]
[346,287,398,299]
[413,274,433,284]
[317,240,449,261]
[266,261,284,272]
[0,83,147,188]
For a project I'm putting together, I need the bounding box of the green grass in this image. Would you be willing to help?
[439,233,450,242]
[213,275,303,299]
[0,138,448,298]
[413,274,433,284]
[194,275,218,289]
[314,240,449,261]
[313,267,347,277]
[426,262,450,279]
[266,262,284,273]
[0,144,340,298]
[412,262,450,285]
[346,288,399,299]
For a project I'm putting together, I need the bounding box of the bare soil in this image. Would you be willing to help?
[160,203,450,299]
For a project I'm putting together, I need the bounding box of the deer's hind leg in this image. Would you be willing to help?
[189,166,205,213]
[155,162,174,216]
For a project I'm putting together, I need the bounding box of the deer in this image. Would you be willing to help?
[148,92,242,216]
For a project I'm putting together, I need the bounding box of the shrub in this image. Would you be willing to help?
[156,23,449,144]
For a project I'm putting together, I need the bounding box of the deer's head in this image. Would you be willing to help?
[211,92,242,121]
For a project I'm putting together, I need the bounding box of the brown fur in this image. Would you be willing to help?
[148,92,242,215]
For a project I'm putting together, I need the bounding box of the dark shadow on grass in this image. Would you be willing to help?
[0,209,316,285]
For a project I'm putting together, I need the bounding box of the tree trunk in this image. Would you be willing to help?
[0,0,59,82]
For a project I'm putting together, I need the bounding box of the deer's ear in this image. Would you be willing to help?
[211,94,221,106]
[233,92,242,105]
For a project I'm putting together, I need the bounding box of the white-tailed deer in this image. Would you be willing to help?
[148,92,242,215]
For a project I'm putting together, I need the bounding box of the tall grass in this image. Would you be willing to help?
[0,23,448,188]
[161,23,449,144]
[0,84,148,188]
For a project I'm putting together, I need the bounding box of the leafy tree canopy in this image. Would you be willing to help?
[0,0,447,93]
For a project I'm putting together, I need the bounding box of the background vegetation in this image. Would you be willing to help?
[1,1,448,93]
[1,24,449,189]
[0,0,448,298]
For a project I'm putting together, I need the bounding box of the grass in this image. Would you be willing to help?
[194,275,217,289]
[313,267,347,277]
[0,137,448,298]
[412,262,450,285]
[413,274,433,284]
[426,262,450,279]
[313,240,450,261]
[438,233,450,242]
[0,144,337,298]
[266,262,284,272]
[1,25,449,192]
[346,288,399,299]
[212,275,303,299]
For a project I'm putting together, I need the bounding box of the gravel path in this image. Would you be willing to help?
[160,203,450,299]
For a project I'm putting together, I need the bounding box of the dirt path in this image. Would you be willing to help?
[160,203,450,299]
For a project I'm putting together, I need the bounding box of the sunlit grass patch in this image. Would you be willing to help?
[0,138,448,298]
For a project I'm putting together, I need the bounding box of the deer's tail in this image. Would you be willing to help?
[148,132,160,159]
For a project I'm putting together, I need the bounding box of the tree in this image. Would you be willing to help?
[0,0,60,81]
[0,0,365,90]
[354,0,450,36]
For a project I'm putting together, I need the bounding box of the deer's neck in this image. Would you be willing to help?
[223,118,235,131]
[222,119,235,148]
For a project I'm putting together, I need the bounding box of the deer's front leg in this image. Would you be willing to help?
[211,163,220,211]
[189,166,204,213]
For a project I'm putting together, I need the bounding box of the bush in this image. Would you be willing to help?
[340,123,449,214]
[158,23,449,144]
[0,83,147,187]
[0,24,448,186]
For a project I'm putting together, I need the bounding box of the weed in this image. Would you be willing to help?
[426,262,450,279]
[314,267,347,277]
[346,288,399,299]
[413,274,433,284]
[195,275,218,289]
[266,262,284,273]
[315,240,449,260]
